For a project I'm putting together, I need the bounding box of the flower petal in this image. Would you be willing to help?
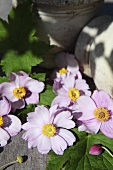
[0,82,18,102]
[50,134,67,155]
[58,129,76,146]
[25,92,39,105]
[25,77,44,93]
[66,54,79,72]
[3,115,21,136]
[82,119,101,134]
[22,122,34,131]
[0,128,10,147]
[37,135,51,154]
[52,95,71,108]
[27,106,50,127]
[92,90,113,109]
[62,72,75,90]
[77,96,96,120]
[53,111,75,129]
[0,97,11,116]
[75,79,90,90]
[100,118,113,138]
[22,127,41,141]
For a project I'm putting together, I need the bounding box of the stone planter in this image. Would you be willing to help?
[32,0,104,68]
[75,15,113,97]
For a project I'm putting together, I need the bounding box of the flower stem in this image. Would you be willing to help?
[0,160,18,170]
[102,146,113,157]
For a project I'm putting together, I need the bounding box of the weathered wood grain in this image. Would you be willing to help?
[0,131,48,170]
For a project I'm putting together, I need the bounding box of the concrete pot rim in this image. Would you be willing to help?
[32,0,103,6]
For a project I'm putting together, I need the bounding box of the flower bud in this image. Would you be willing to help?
[89,144,102,155]
[17,156,23,164]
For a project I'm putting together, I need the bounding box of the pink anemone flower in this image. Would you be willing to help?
[22,105,76,155]
[52,72,91,108]
[53,52,82,92]
[0,71,44,112]
[76,90,113,138]
[55,52,82,79]
[0,96,21,147]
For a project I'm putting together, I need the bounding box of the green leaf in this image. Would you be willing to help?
[0,76,9,83]
[46,129,113,170]
[0,1,52,75]
[30,73,46,82]
[1,50,43,76]
[0,0,33,53]
[39,85,56,106]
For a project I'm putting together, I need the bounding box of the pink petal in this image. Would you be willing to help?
[100,118,113,138]
[25,92,39,105]
[17,71,29,77]
[77,96,96,120]
[52,95,71,108]
[37,135,51,154]
[66,54,79,72]
[28,138,39,149]
[22,127,41,141]
[22,122,34,130]
[34,106,50,125]
[58,129,76,146]
[25,77,44,93]
[0,128,10,147]
[92,90,113,109]
[55,87,67,96]
[49,104,58,117]
[83,119,101,134]
[75,79,89,90]
[0,82,18,102]
[62,72,75,90]
[9,72,27,87]
[3,115,21,136]
[53,111,75,129]
[50,134,67,155]
[0,97,11,116]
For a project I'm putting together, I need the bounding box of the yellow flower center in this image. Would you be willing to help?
[42,124,56,137]
[13,87,26,99]
[59,68,68,75]
[94,107,110,122]
[0,116,3,127]
[68,88,80,101]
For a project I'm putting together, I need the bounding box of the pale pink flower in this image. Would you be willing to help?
[52,72,91,107]
[22,105,76,155]
[0,96,21,147]
[0,71,44,111]
[76,90,113,138]
[55,52,82,79]
[53,52,82,92]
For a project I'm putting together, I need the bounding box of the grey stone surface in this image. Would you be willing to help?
[0,131,48,170]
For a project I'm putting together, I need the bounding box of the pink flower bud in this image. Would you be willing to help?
[89,144,102,155]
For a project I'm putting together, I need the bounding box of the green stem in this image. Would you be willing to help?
[0,160,18,170]
[102,146,113,157]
